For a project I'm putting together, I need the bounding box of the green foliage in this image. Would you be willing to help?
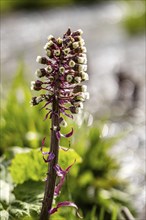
[66,122,134,219]
[9,149,45,184]
[123,12,145,35]
[59,147,82,176]
[1,146,82,220]
[13,180,44,204]
[0,0,103,12]
[0,0,73,12]
[0,180,42,220]
[7,200,40,220]
[0,63,51,154]
[1,65,135,219]
[9,148,82,184]
[122,0,145,35]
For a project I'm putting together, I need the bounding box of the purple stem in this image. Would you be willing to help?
[40,95,60,220]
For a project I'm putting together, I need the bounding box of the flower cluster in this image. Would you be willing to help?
[31,28,89,124]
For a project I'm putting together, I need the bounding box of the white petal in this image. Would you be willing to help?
[36,56,42,63]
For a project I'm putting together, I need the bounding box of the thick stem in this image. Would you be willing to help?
[40,97,60,220]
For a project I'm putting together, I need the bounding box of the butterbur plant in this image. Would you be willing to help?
[31,28,89,220]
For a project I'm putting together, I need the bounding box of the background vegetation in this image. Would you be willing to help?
[1,0,145,219]
[1,0,145,37]
[0,65,135,220]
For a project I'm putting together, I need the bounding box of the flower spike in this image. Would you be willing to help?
[31,28,89,220]
[31,28,89,122]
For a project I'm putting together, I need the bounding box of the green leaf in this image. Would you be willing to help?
[11,181,44,219]
[99,207,105,220]
[9,149,46,184]
[59,147,82,176]
[8,201,30,219]
[7,200,40,220]
[0,203,4,211]
[9,147,82,184]
[78,171,94,186]
[50,214,66,220]
[13,180,44,204]
[0,63,51,152]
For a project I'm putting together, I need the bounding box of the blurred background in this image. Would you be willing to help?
[0,0,145,220]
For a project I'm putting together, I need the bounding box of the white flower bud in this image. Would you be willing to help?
[80,56,87,64]
[73,42,79,49]
[69,60,76,67]
[82,53,86,57]
[82,85,87,92]
[78,64,85,72]
[79,65,87,72]
[78,56,87,64]
[78,65,83,72]
[46,49,51,57]
[44,42,51,50]
[76,92,86,102]
[73,85,86,93]
[83,65,87,71]
[74,102,84,109]
[82,54,87,60]
[35,69,42,77]
[31,81,35,85]
[30,98,35,106]
[78,57,85,64]
[31,81,35,90]
[59,66,65,74]
[63,48,70,55]
[44,41,53,50]
[75,76,81,83]
[36,96,42,103]
[57,37,63,44]
[82,46,87,53]
[54,49,60,56]
[44,43,49,50]
[81,72,89,81]
[77,29,83,35]
[79,102,84,109]
[66,75,73,83]
[36,56,42,63]
[85,92,90,100]
[69,36,75,44]
[47,35,54,41]
[76,36,82,41]
[79,39,85,46]
[46,65,52,73]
